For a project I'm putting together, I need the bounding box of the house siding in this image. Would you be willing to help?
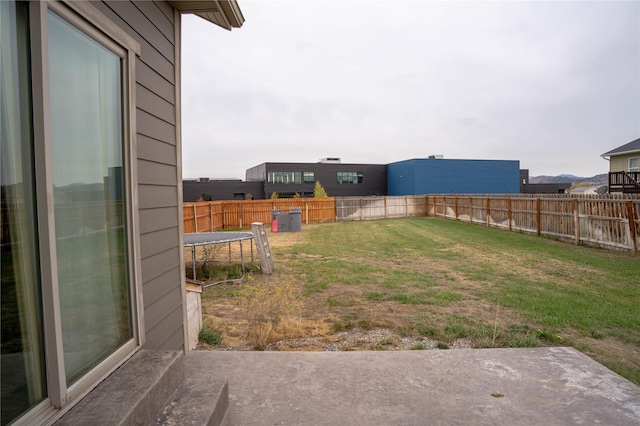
[95,1,184,351]
[610,154,639,172]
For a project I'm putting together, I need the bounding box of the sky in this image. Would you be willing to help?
[181,1,640,180]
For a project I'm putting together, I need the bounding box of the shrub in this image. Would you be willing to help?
[313,181,328,198]
[199,326,222,346]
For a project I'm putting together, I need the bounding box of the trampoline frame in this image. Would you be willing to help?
[183,232,254,287]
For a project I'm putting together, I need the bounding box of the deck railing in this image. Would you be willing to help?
[609,171,640,193]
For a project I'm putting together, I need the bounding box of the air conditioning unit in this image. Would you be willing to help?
[320,157,341,164]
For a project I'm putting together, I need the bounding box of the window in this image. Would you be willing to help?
[1,2,47,422]
[630,157,639,173]
[337,171,364,184]
[303,172,314,183]
[267,171,302,184]
[1,2,141,424]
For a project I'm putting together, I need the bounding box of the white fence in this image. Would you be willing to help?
[335,196,427,221]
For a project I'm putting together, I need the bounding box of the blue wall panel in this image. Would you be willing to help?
[388,159,520,195]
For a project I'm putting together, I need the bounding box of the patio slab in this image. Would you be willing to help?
[188,347,640,425]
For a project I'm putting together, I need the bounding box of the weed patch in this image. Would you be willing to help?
[199,326,222,346]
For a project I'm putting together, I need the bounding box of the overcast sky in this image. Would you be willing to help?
[181,1,640,180]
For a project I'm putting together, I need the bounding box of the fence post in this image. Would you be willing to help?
[454,196,458,220]
[405,196,409,218]
[305,199,309,224]
[384,196,388,219]
[573,198,580,245]
[507,194,512,231]
[486,197,491,226]
[193,204,198,233]
[469,196,473,223]
[221,202,226,230]
[627,199,638,255]
[209,202,213,232]
[360,197,363,221]
[536,196,541,236]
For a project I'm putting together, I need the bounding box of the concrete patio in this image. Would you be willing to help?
[188,347,640,425]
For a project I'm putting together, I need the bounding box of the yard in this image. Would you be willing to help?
[197,217,640,386]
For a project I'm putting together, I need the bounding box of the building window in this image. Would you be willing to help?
[337,171,364,184]
[1,2,140,423]
[303,172,314,183]
[629,157,639,172]
[267,171,302,184]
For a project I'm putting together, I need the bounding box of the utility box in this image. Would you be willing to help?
[290,208,302,232]
[276,212,291,232]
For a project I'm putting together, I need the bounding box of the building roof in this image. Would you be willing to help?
[602,137,640,157]
[170,0,244,30]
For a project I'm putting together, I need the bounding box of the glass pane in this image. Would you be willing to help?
[1,1,47,424]
[48,11,132,384]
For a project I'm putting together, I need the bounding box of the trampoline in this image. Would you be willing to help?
[184,232,254,286]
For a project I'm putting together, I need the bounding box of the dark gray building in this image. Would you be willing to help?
[183,178,264,201]
[520,169,571,194]
[245,159,388,198]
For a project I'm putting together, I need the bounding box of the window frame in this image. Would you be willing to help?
[268,171,302,184]
[337,171,364,184]
[629,157,639,173]
[303,171,314,184]
[21,1,143,422]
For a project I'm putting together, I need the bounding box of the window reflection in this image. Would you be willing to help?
[48,11,132,385]
[1,1,47,424]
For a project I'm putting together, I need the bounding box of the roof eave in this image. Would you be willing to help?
[601,148,640,158]
[170,0,244,30]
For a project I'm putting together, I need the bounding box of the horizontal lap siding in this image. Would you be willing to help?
[138,136,177,166]
[100,1,183,350]
[610,156,630,172]
[139,207,179,234]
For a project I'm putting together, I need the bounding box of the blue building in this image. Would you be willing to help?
[388,158,520,195]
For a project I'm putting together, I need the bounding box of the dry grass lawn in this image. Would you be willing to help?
[194,218,640,385]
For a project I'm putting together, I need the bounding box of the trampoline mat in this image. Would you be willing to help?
[184,232,253,246]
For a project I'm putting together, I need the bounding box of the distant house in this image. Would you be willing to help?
[602,138,640,193]
[1,1,243,424]
[387,158,520,195]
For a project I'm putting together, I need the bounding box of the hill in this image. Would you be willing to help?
[529,173,608,186]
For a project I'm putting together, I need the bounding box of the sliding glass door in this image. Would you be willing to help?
[1,2,140,424]
[48,9,132,386]
[1,1,47,423]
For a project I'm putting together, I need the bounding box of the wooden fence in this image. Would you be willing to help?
[183,194,640,254]
[183,198,336,233]
[426,194,640,254]
[335,196,427,221]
